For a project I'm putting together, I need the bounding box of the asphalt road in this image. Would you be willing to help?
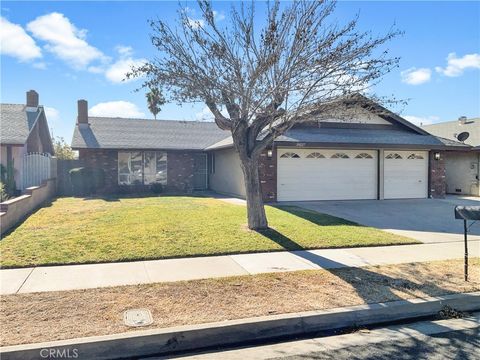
[272,328,480,360]
[160,314,480,360]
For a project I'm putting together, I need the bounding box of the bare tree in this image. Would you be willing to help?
[129,0,401,230]
[146,87,165,119]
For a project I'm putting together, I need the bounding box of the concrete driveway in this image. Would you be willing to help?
[287,196,480,244]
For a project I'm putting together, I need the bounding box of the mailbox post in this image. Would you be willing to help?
[454,206,480,281]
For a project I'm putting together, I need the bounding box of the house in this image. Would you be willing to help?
[0,90,54,192]
[71,98,470,202]
[422,117,479,196]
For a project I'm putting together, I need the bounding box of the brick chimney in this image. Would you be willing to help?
[77,99,88,125]
[26,90,39,108]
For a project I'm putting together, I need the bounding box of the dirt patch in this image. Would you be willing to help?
[1,258,478,346]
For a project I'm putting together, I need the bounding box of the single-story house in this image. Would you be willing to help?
[72,98,470,202]
[422,117,479,196]
[0,90,54,192]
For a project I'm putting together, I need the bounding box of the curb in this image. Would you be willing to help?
[1,292,479,360]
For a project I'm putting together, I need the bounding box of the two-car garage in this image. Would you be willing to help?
[277,148,428,201]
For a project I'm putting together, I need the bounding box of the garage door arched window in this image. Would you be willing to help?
[385,153,402,159]
[280,152,301,158]
[355,153,373,159]
[306,152,325,159]
[407,154,424,160]
[331,153,349,159]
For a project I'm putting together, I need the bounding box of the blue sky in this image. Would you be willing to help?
[1,1,479,142]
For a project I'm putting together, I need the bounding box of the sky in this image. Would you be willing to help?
[1,1,479,142]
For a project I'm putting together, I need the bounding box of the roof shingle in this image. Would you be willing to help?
[71,117,230,150]
[274,127,471,149]
[0,104,40,144]
[206,127,470,150]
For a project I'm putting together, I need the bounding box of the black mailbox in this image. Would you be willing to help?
[454,206,480,220]
[454,205,480,281]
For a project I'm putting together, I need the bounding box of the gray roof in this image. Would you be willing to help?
[274,127,470,149]
[71,117,230,150]
[0,104,40,144]
[72,115,470,152]
[205,127,469,151]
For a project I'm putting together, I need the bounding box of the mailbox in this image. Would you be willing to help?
[454,206,480,221]
[454,205,480,281]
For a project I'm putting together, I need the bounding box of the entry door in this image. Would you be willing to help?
[384,151,428,199]
[277,148,377,201]
[193,153,208,190]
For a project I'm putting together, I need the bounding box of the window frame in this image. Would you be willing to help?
[117,151,168,186]
[331,152,350,159]
[407,153,424,160]
[280,152,301,158]
[385,153,403,159]
[355,153,373,159]
[306,152,326,159]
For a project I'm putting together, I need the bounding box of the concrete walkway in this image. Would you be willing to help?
[2,240,478,295]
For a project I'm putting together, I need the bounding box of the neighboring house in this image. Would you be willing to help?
[422,117,479,196]
[72,98,470,202]
[0,90,55,192]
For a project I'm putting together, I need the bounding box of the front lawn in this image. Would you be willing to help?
[0,196,417,268]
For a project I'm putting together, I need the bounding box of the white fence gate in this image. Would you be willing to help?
[22,152,57,190]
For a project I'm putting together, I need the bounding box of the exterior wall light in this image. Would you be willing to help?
[267,149,273,159]
[434,152,441,160]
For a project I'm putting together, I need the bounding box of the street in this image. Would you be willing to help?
[157,313,480,360]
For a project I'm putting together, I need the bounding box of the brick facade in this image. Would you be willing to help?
[259,147,277,202]
[167,152,195,193]
[78,149,198,194]
[78,148,118,190]
[429,150,446,199]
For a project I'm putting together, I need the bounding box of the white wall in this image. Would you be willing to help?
[445,152,479,196]
[422,119,479,146]
[0,146,6,168]
[13,145,26,189]
[209,148,246,198]
[0,145,26,190]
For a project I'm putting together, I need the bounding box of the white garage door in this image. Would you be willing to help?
[277,149,377,201]
[384,151,428,199]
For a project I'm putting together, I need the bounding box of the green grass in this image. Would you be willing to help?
[0,196,418,268]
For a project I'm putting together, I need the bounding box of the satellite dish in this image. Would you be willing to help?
[457,132,470,142]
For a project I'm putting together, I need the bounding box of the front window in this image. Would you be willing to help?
[118,151,167,185]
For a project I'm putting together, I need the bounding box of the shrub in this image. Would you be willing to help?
[0,163,16,197]
[53,137,76,160]
[69,167,105,196]
[150,182,163,194]
[0,164,6,184]
[0,182,9,202]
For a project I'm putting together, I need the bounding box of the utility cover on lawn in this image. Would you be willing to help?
[123,309,153,327]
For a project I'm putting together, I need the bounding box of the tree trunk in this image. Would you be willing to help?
[240,157,268,230]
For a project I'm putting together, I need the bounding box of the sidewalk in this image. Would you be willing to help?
[2,240,479,295]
